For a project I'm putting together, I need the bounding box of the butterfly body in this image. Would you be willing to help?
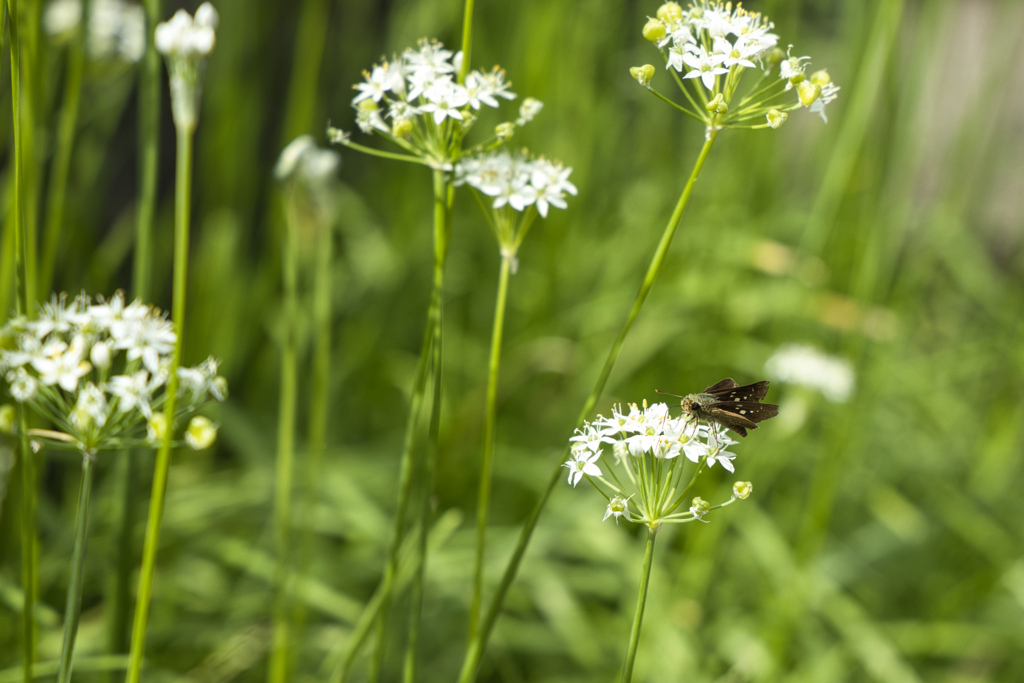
[680,378,778,437]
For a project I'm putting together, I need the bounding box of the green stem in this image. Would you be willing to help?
[269,191,300,683]
[7,2,38,682]
[105,452,135,683]
[457,132,719,683]
[367,173,450,683]
[294,192,334,670]
[38,0,87,297]
[125,123,194,683]
[620,527,658,683]
[57,452,96,683]
[402,171,451,683]
[468,254,512,639]
[458,0,476,82]
[133,0,161,302]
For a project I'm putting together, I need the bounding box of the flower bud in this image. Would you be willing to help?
[392,118,413,138]
[811,69,831,86]
[767,47,785,70]
[705,92,727,114]
[642,18,666,43]
[186,415,218,450]
[630,64,656,88]
[495,122,515,140]
[90,341,111,371]
[733,481,753,499]
[797,80,822,107]
[657,2,683,23]
[690,496,711,520]
[0,404,15,433]
[766,108,788,129]
[147,413,168,444]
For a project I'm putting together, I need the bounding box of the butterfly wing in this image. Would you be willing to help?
[703,377,739,394]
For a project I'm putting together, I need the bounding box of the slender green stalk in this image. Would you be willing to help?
[38,0,87,297]
[293,193,334,672]
[269,191,300,683]
[280,0,328,141]
[621,527,658,683]
[7,2,39,681]
[458,132,719,683]
[468,254,511,638]
[125,123,194,683]
[57,452,96,683]
[108,3,160,676]
[133,0,162,302]
[367,220,445,681]
[105,452,135,683]
[458,0,476,83]
[402,171,452,683]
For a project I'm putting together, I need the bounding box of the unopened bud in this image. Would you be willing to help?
[90,341,111,371]
[705,92,727,114]
[392,118,413,137]
[797,80,821,107]
[766,47,785,70]
[186,415,218,450]
[147,413,168,444]
[630,64,656,87]
[690,496,711,519]
[657,2,683,23]
[495,122,515,140]
[811,69,831,86]
[733,481,753,499]
[642,18,666,43]
[766,108,788,129]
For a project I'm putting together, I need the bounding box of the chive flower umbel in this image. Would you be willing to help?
[0,292,226,456]
[565,400,753,528]
[635,1,840,130]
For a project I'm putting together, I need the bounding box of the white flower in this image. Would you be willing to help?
[32,335,92,392]
[516,98,543,126]
[106,371,157,419]
[464,68,516,110]
[71,382,109,430]
[155,4,217,57]
[681,45,728,90]
[419,78,469,124]
[764,343,855,402]
[352,63,404,105]
[705,443,737,472]
[6,368,38,402]
[603,495,634,523]
[563,445,602,486]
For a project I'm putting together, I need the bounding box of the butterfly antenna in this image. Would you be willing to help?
[655,389,684,399]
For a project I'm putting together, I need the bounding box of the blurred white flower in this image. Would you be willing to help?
[44,0,145,63]
[764,343,855,403]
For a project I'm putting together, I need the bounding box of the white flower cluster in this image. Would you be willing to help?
[351,40,517,134]
[455,151,577,218]
[654,1,779,90]
[155,2,218,58]
[0,292,226,453]
[565,401,747,526]
[764,343,855,403]
[155,3,218,130]
[275,135,342,185]
[644,1,839,124]
[43,0,146,63]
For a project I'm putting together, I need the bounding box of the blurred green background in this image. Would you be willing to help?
[2,0,1024,680]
